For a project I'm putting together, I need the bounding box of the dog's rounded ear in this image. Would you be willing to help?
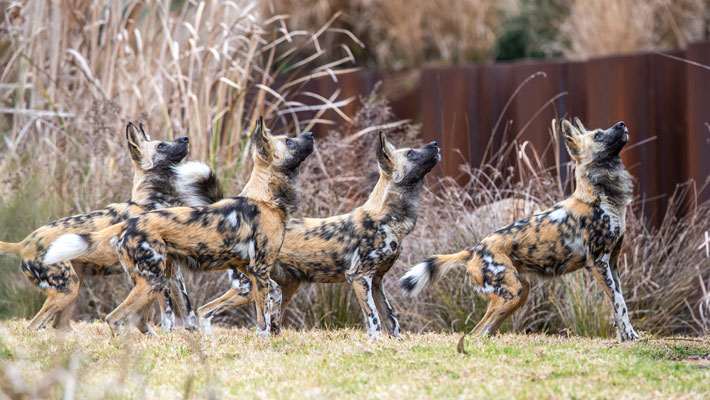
[560,119,581,160]
[251,116,271,161]
[138,122,151,141]
[573,117,587,133]
[126,122,145,162]
[376,130,395,174]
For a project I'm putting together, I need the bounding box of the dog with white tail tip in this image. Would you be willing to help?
[400,118,639,346]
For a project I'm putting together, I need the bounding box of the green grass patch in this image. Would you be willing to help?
[0,320,708,399]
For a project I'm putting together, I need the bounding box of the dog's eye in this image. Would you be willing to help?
[285,138,295,149]
[157,143,166,150]
[594,133,603,141]
[406,150,415,159]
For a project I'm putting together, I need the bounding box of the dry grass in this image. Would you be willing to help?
[265,0,517,67]
[559,0,710,59]
[264,0,710,65]
[1,320,709,399]
[0,0,357,207]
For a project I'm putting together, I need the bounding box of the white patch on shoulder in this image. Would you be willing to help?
[564,234,585,257]
[368,225,398,260]
[39,281,50,289]
[43,234,89,264]
[600,202,623,233]
[226,211,238,227]
[548,208,567,223]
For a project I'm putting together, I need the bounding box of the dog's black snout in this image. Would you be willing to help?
[427,141,438,148]
[302,131,313,138]
[615,121,625,129]
[178,136,189,143]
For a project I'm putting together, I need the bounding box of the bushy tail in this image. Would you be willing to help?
[43,222,126,265]
[0,241,21,257]
[399,249,473,297]
[173,161,224,206]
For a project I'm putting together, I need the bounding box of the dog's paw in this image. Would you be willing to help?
[256,327,271,339]
[389,332,404,341]
[617,328,640,342]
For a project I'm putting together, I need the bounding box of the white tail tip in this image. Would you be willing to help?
[174,161,213,206]
[399,261,432,297]
[43,234,88,264]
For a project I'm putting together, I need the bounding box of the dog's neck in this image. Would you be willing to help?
[573,158,633,213]
[360,171,421,234]
[240,158,299,216]
[131,164,180,209]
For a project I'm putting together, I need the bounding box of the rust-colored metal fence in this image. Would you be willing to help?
[305,41,710,222]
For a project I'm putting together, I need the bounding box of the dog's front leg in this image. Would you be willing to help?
[246,262,272,339]
[589,255,639,342]
[371,276,402,340]
[347,273,383,340]
[267,278,282,335]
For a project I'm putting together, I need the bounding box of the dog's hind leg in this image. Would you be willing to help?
[198,270,253,334]
[172,265,197,330]
[588,256,638,342]
[371,275,402,339]
[467,253,529,336]
[270,279,300,333]
[154,283,176,331]
[27,261,80,330]
[106,277,160,335]
[53,262,85,331]
[476,277,530,335]
[135,302,158,336]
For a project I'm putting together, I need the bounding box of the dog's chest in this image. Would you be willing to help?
[598,201,625,235]
[365,224,402,265]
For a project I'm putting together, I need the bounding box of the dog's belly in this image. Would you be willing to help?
[510,233,587,276]
[279,252,350,283]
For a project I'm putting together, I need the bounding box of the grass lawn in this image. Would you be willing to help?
[1,319,708,399]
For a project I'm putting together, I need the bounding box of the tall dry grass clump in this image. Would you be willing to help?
[0,0,357,318]
[559,0,710,59]
[264,0,518,67]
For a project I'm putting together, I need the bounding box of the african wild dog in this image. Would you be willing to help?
[0,123,212,331]
[400,118,639,342]
[45,117,314,337]
[195,132,440,339]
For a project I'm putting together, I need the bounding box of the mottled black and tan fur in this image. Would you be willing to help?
[45,118,314,337]
[400,118,639,342]
[197,132,440,339]
[0,123,211,331]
